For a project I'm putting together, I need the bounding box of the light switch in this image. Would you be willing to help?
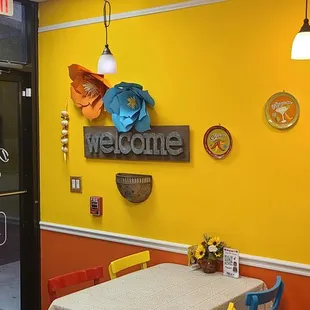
[70,176,82,193]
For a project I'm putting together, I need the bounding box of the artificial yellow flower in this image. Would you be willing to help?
[208,237,221,247]
[195,244,206,260]
[215,252,222,258]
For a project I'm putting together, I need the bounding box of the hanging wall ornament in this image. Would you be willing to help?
[265,91,300,130]
[68,64,110,121]
[203,125,232,160]
[116,173,152,203]
[61,100,69,161]
[103,82,155,133]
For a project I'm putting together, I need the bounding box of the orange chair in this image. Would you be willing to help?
[48,266,104,302]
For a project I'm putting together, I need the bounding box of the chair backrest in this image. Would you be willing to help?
[245,276,284,310]
[109,250,150,279]
[48,266,104,302]
[227,302,236,310]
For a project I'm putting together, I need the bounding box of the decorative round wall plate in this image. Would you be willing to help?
[265,92,299,130]
[203,125,232,159]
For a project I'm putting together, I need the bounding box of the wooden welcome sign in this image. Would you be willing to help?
[84,126,190,162]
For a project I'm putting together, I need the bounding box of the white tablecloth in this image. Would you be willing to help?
[49,263,270,310]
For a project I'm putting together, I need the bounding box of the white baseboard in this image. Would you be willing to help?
[38,0,226,33]
[40,221,188,254]
[40,221,310,277]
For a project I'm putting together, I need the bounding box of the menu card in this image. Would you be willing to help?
[223,247,239,278]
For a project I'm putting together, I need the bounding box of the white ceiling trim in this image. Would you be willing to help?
[38,0,226,33]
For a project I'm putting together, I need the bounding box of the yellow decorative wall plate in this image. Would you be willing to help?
[203,125,232,159]
[265,92,300,130]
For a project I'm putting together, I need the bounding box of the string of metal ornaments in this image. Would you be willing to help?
[61,101,69,161]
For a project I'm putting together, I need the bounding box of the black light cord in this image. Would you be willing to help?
[306,0,308,19]
[103,0,111,46]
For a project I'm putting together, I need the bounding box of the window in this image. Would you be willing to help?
[0,1,27,64]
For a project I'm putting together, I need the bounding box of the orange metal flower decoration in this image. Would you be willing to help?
[68,64,110,121]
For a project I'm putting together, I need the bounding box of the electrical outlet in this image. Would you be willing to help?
[70,176,82,193]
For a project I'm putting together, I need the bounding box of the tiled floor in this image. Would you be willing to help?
[0,261,20,310]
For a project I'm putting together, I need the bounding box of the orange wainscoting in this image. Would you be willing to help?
[41,230,309,310]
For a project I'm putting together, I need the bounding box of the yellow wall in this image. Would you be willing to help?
[39,0,310,264]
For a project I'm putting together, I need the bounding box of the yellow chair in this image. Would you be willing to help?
[227,302,236,310]
[108,251,150,279]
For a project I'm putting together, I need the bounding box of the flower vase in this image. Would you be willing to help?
[198,258,217,273]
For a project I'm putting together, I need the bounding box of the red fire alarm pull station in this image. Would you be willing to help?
[90,196,103,216]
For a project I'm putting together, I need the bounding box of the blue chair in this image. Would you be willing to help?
[245,276,284,310]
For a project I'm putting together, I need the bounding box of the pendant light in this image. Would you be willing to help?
[291,0,310,60]
[97,0,117,74]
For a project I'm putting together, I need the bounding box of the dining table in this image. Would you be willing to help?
[48,263,271,310]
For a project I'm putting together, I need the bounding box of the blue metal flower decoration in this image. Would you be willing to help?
[102,82,155,132]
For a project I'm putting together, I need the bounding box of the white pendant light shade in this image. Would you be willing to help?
[291,0,310,59]
[292,30,310,59]
[98,0,117,74]
[98,52,117,74]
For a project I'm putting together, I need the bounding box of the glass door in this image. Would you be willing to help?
[0,70,39,310]
[0,75,24,310]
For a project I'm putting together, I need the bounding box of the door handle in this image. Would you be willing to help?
[0,190,27,198]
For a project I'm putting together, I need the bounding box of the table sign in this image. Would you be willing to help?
[223,247,239,278]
